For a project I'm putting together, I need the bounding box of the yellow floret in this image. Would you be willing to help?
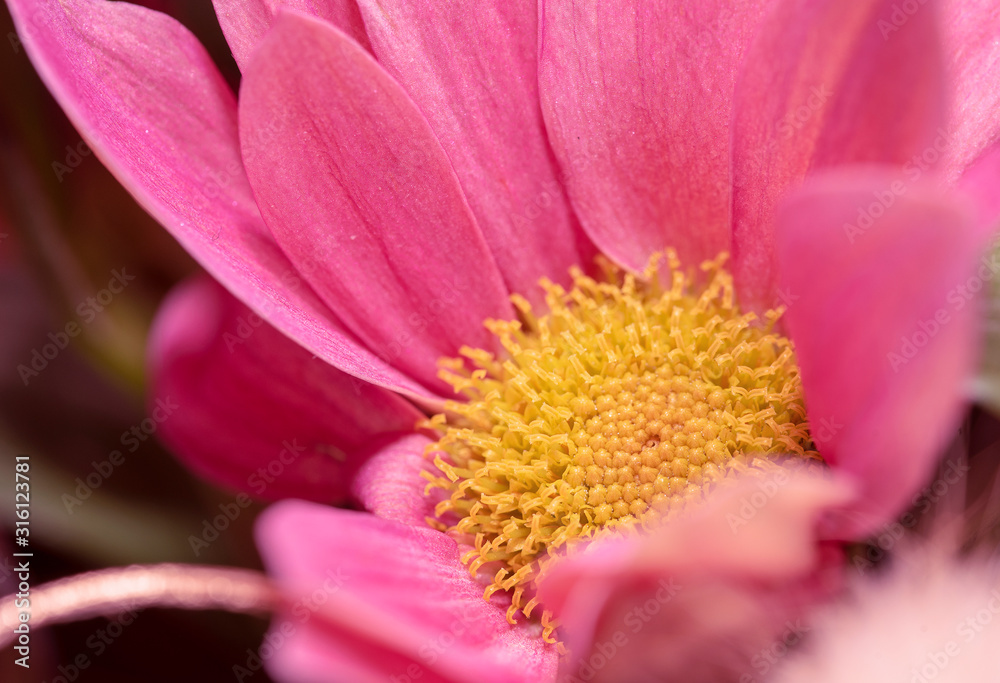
[423,251,821,643]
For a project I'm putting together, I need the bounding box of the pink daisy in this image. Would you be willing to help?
[7,0,1000,680]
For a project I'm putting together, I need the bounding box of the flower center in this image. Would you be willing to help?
[424,252,820,641]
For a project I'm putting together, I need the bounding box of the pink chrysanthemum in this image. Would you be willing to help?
[8,0,1000,680]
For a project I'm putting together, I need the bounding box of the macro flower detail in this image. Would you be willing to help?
[427,253,820,635]
[6,0,1000,681]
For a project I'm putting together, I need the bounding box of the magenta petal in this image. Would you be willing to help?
[212,0,371,71]
[538,471,852,682]
[940,0,1000,182]
[7,0,433,400]
[355,0,592,302]
[256,502,558,683]
[350,433,441,527]
[538,0,774,272]
[149,276,423,502]
[731,0,946,308]
[777,168,990,536]
[958,140,1000,233]
[239,10,514,392]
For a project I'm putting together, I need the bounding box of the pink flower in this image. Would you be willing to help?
[8,0,1000,680]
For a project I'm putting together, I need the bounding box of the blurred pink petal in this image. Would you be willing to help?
[958,139,1000,231]
[239,10,513,393]
[212,0,371,70]
[257,501,558,683]
[777,167,991,537]
[731,0,946,308]
[772,547,1000,683]
[538,0,773,272]
[5,0,433,400]
[356,0,593,304]
[538,470,854,682]
[149,276,422,502]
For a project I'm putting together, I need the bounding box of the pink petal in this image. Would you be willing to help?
[256,502,558,683]
[538,470,852,683]
[148,276,423,502]
[7,0,434,401]
[212,0,371,71]
[355,0,593,303]
[731,0,947,309]
[270,612,483,683]
[777,167,990,537]
[538,0,775,272]
[350,433,441,527]
[239,10,514,393]
[940,0,1000,182]
[958,139,1000,233]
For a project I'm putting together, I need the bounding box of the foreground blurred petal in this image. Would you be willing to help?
[539,0,774,272]
[150,276,422,502]
[357,0,591,303]
[257,502,558,683]
[240,10,514,393]
[212,0,371,70]
[777,167,991,536]
[539,471,852,683]
[6,0,433,400]
[958,140,1000,232]
[772,548,1000,683]
[732,0,946,308]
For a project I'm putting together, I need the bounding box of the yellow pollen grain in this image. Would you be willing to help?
[422,251,821,643]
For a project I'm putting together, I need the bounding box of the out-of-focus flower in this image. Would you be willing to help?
[6,0,1000,681]
[770,549,1000,683]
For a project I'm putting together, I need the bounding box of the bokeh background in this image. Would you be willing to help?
[0,2,278,680]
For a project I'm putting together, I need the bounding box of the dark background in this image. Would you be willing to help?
[0,2,277,681]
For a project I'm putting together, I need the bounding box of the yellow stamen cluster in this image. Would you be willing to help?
[423,252,820,641]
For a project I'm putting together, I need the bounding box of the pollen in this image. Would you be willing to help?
[423,252,820,642]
